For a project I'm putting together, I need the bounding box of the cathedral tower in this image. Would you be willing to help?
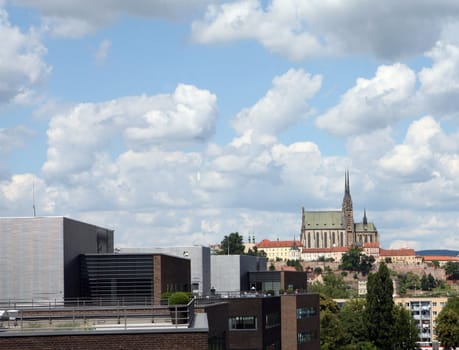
[342,170,355,246]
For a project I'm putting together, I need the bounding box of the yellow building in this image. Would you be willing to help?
[395,296,448,345]
[256,239,302,261]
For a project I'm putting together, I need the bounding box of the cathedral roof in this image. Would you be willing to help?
[302,211,344,229]
[355,222,377,232]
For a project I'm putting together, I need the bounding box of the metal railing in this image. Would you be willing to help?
[0,298,195,333]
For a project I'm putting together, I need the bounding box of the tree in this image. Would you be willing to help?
[365,263,394,349]
[392,304,419,350]
[309,272,351,298]
[398,272,421,294]
[340,246,375,275]
[338,299,368,345]
[340,246,363,271]
[438,309,459,349]
[218,232,245,255]
[421,273,437,291]
[247,246,267,257]
[320,311,345,350]
[319,293,345,349]
[436,309,459,349]
[444,261,459,280]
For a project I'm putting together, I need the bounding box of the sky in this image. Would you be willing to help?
[2,0,459,251]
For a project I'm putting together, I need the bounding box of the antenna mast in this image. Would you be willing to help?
[32,182,36,217]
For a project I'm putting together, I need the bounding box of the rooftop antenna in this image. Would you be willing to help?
[32,181,36,217]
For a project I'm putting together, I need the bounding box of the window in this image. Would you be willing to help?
[297,307,317,319]
[229,316,257,330]
[265,312,280,329]
[432,302,437,307]
[298,330,317,344]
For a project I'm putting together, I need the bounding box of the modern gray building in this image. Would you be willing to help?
[0,216,113,302]
[119,246,211,296]
[211,255,267,293]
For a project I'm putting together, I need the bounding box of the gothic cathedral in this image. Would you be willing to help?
[300,171,379,249]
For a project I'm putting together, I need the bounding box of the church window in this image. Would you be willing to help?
[340,232,344,246]
[324,235,327,248]
[307,233,311,248]
[332,232,335,244]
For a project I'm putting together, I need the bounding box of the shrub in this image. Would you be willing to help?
[168,292,191,305]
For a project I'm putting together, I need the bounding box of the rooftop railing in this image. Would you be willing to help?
[0,298,195,333]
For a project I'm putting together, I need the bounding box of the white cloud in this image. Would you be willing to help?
[379,116,446,179]
[13,0,214,38]
[94,39,111,64]
[417,42,459,118]
[231,69,321,144]
[42,84,217,180]
[0,126,33,155]
[316,63,416,136]
[192,0,459,60]
[0,8,50,105]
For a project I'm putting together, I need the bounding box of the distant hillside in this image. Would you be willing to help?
[416,249,459,257]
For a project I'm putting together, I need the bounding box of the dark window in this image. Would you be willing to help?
[265,312,280,329]
[297,306,317,319]
[298,330,317,344]
[229,316,257,330]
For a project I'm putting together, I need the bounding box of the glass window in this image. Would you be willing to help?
[229,316,257,330]
[298,330,317,344]
[297,306,317,319]
[266,312,280,329]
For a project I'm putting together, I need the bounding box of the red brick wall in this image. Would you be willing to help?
[0,331,208,350]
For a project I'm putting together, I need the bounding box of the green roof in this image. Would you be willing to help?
[355,222,377,232]
[303,211,344,229]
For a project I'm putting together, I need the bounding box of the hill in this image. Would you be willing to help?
[416,249,459,257]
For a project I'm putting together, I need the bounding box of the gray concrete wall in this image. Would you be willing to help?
[0,217,64,301]
[0,216,114,302]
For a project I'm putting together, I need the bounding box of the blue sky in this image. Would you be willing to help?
[2,0,459,251]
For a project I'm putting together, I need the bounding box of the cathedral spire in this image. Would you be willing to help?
[363,208,368,225]
[342,170,352,209]
[345,169,350,194]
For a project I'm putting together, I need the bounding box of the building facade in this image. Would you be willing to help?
[0,216,113,301]
[395,297,448,346]
[300,171,378,249]
[119,246,210,296]
[80,253,190,305]
[204,294,320,350]
[256,239,302,261]
[248,271,308,294]
[211,255,267,293]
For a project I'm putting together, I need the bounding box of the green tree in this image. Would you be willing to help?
[309,271,351,298]
[246,246,267,257]
[436,309,459,349]
[392,304,419,350]
[444,261,459,280]
[421,273,437,291]
[314,266,322,275]
[340,246,375,275]
[365,263,394,349]
[218,232,245,254]
[338,299,368,345]
[398,272,421,294]
[436,296,459,349]
[320,311,345,350]
[340,246,363,271]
